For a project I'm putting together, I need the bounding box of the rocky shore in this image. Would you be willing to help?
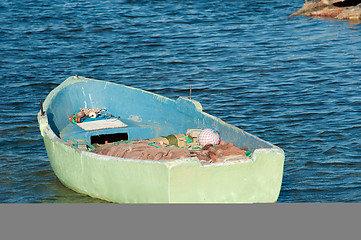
[290,0,361,23]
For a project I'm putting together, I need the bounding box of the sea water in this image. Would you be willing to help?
[1,0,361,203]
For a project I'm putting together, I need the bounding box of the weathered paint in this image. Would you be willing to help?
[38,76,285,203]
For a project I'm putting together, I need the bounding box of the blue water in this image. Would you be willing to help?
[1,0,361,203]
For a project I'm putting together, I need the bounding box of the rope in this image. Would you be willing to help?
[72,111,80,124]
[180,135,194,144]
[148,142,163,148]
[113,140,138,146]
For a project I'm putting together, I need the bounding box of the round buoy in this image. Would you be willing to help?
[198,129,221,146]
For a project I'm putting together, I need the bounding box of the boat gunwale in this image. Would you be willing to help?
[39,76,284,166]
[44,76,282,145]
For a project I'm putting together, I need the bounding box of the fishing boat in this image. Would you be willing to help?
[38,76,285,203]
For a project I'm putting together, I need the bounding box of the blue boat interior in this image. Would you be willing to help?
[45,78,274,151]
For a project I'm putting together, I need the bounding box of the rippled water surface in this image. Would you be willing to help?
[1,0,361,203]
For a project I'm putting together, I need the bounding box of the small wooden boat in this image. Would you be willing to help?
[38,76,285,203]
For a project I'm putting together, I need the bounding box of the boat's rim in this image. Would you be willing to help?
[38,75,285,166]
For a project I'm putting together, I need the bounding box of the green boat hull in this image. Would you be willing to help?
[38,76,284,203]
